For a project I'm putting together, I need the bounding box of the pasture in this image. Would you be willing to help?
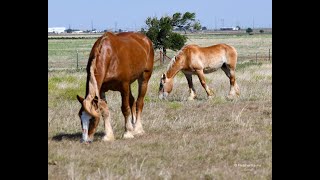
[48,33,272,179]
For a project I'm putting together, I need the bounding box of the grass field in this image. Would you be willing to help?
[48,33,272,69]
[48,33,272,179]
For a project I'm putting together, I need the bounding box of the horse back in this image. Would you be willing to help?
[180,44,237,71]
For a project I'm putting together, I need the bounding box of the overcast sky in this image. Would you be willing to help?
[48,0,272,31]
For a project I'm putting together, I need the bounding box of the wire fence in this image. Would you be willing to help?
[48,48,272,71]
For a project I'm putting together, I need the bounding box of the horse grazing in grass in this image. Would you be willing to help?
[158,43,240,100]
[76,32,154,143]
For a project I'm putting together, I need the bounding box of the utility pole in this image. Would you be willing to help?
[214,16,217,30]
[91,20,93,31]
[253,17,255,29]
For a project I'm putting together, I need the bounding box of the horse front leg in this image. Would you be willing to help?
[129,87,136,125]
[133,71,152,135]
[121,83,135,139]
[195,69,215,98]
[99,99,115,141]
[184,72,197,100]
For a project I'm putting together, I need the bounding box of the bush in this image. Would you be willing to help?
[246,28,253,34]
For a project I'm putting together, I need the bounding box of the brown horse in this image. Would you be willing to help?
[158,43,240,100]
[76,32,154,143]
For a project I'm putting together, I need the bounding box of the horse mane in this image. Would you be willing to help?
[166,46,187,71]
[85,32,110,99]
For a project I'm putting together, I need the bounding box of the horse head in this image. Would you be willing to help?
[76,95,100,143]
[158,73,173,100]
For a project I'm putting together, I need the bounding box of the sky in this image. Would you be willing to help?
[48,0,272,31]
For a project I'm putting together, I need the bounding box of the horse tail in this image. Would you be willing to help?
[225,44,238,69]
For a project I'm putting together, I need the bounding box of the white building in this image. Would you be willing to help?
[48,27,66,34]
[220,27,240,31]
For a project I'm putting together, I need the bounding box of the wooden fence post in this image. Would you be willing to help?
[269,48,271,62]
[76,50,79,70]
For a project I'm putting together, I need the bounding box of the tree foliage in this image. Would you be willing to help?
[144,12,201,55]
[246,28,253,34]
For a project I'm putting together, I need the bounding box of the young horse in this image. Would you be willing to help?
[76,32,154,143]
[158,43,240,100]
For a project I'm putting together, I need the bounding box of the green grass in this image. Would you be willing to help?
[48,33,272,179]
[48,33,272,69]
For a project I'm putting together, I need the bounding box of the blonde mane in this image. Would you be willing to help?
[166,47,186,71]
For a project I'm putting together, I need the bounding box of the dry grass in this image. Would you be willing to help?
[48,34,272,179]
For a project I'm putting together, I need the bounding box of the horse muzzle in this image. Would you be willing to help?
[159,92,168,100]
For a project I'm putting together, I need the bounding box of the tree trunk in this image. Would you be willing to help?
[163,48,167,64]
[183,28,187,34]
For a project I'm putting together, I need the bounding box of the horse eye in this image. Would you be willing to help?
[159,83,163,90]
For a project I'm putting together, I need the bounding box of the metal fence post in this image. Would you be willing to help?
[76,50,79,70]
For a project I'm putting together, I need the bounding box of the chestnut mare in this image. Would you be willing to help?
[77,32,154,143]
[158,43,240,100]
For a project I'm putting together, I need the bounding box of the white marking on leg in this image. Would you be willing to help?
[81,111,91,141]
[188,88,196,100]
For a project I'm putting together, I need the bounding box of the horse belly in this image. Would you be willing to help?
[203,58,225,74]
[203,61,224,73]
[203,67,219,74]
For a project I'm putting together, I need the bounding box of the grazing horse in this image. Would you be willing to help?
[76,32,154,143]
[158,43,240,100]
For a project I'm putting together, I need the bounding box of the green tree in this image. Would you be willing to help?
[66,28,73,33]
[144,12,201,61]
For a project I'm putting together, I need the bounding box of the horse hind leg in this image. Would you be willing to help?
[221,63,240,99]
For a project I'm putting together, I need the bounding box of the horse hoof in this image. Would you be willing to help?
[226,94,238,100]
[102,135,115,142]
[80,139,92,144]
[133,129,145,136]
[122,132,134,139]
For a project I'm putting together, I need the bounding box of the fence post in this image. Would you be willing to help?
[76,50,79,70]
[256,53,258,63]
[160,51,162,65]
[269,48,271,62]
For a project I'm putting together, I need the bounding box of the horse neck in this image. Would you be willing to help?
[165,58,183,79]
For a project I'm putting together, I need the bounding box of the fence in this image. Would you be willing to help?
[48,48,272,71]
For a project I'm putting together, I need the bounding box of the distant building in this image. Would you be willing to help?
[220,27,240,31]
[72,30,83,34]
[48,27,66,34]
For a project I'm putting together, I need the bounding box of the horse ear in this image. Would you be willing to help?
[162,73,166,79]
[93,96,99,104]
[77,95,84,103]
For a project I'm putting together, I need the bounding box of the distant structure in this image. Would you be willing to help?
[48,27,66,34]
[220,27,240,31]
[72,30,83,34]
